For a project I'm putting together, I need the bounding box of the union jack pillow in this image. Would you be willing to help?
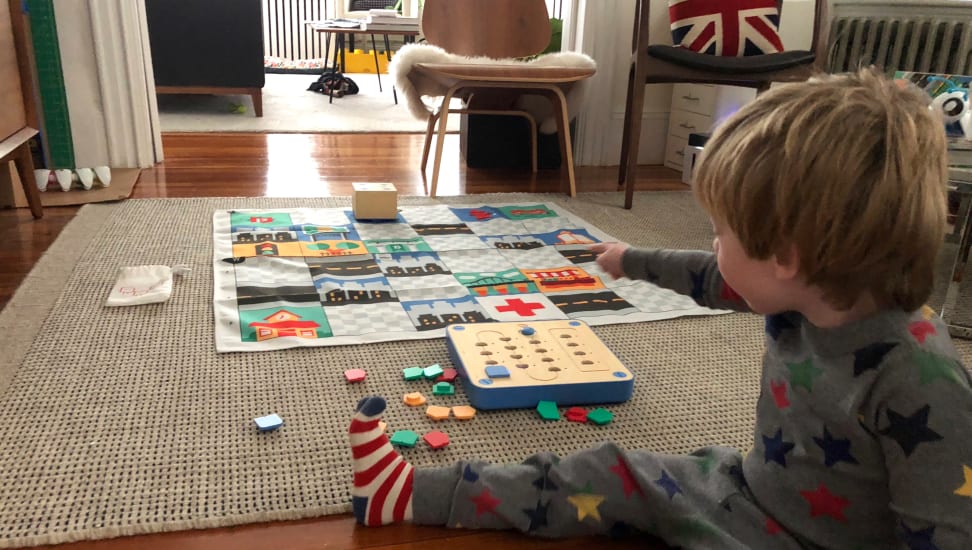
[668,0,785,56]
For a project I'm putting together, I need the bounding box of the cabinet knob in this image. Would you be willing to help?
[682,94,699,101]
[679,123,695,129]
[675,150,685,157]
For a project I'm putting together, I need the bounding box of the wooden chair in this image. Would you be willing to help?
[410,0,595,198]
[618,0,831,209]
[1,0,41,218]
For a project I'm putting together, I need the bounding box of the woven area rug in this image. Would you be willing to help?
[1,191,970,547]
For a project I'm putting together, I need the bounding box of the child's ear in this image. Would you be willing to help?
[773,244,800,281]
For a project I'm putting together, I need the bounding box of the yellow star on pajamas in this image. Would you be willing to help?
[956,465,972,498]
[567,492,605,522]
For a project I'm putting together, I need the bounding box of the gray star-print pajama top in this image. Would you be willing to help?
[410,249,972,549]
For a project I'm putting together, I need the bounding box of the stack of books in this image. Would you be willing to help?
[360,9,419,32]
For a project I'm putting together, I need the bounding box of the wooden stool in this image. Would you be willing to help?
[0,127,42,219]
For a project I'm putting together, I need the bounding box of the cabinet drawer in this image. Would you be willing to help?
[669,110,713,139]
[665,135,688,168]
[672,83,716,115]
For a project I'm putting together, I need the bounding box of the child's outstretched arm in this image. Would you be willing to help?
[590,243,750,312]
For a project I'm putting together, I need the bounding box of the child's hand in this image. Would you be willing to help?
[589,242,629,280]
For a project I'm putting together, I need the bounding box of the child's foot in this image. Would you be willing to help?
[349,396,414,525]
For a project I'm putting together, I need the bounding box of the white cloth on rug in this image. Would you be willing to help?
[105,265,191,307]
[389,43,596,134]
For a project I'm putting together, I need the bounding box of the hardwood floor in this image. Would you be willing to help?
[1,133,682,549]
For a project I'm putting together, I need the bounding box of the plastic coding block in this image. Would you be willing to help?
[344,368,366,383]
[352,182,398,220]
[536,401,560,421]
[390,430,420,448]
[423,364,444,379]
[403,366,425,381]
[432,382,455,396]
[254,413,283,431]
[587,408,613,425]
[423,431,450,449]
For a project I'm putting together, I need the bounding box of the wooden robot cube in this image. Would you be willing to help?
[352,182,398,220]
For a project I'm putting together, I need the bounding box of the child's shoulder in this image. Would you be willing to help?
[866,308,971,396]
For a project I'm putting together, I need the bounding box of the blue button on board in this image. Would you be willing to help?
[484,365,510,378]
[520,326,535,336]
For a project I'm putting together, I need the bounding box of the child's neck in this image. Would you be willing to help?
[798,292,881,329]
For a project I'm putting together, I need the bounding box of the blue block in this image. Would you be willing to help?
[254,413,283,431]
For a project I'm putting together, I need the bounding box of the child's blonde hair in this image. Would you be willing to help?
[694,69,948,311]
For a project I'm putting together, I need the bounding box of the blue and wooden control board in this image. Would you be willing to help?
[445,320,634,410]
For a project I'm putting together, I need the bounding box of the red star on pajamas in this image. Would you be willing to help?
[799,483,849,522]
[770,380,790,409]
[765,517,783,534]
[470,487,501,516]
[908,320,936,343]
[609,457,644,498]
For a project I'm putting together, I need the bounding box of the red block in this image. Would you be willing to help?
[423,430,450,449]
[565,407,589,423]
[344,368,367,383]
[436,368,459,383]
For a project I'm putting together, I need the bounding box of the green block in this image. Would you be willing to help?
[389,430,419,448]
[424,363,444,379]
[403,366,424,381]
[536,400,560,421]
[587,408,613,425]
[432,382,454,396]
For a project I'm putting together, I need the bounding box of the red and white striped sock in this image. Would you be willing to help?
[349,396,414,526]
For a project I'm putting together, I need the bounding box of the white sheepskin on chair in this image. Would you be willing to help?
[389,43,596,134]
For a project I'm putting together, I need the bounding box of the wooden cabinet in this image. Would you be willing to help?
[664,83,756,171]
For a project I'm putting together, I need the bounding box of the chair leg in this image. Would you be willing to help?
[421,112,439,175]
[618,63,636,188]
[549,86,577,198]
[429,89,457,198]
[622,67,648,210]
[251,89,263,117]
[527,113,538,174]
[13,142,42,219]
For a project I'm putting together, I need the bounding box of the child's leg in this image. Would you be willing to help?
[349,397,801,547]
[349,396,413,525]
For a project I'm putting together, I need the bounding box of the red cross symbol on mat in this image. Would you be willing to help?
[469,209,493,220]
[495,298,545,317]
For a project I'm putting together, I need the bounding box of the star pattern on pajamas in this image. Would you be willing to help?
[852,342,897,376]
[470,487,501,516]
[813,426,858,468]
[786,359,823,392]
[799,483,849,522]
[914,350,964,385]
[609,456,644,498]
[654,470,682,500]
[879,404,943,457]
[763,428,795,467]
[955,465,972,497]
[567,492,605,522]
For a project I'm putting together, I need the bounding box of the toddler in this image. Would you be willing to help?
[348,70,972,548]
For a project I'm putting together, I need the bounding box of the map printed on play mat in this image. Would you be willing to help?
[212,203,722,352]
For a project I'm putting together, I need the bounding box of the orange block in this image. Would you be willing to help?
[403,392,427,407]
[452,405,477,420]
[426,405,451,420]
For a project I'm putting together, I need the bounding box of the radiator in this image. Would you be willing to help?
[828,0,972,75]
[263,0,330,60]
